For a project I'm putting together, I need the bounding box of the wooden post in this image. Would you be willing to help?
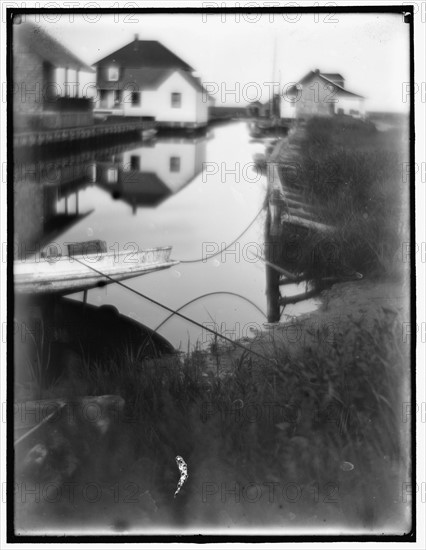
[265,262,281,323]
[265,207,281,323]
[264,160,285,323]
[64,67,69,97]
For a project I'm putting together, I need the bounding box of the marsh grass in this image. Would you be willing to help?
[18,308,407,529]
[16,318,55,401]
[279,116,408,281]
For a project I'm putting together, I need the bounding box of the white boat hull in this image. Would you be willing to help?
[14,247,178,294]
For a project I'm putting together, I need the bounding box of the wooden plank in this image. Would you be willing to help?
[279,288,318,306]
[268,156,335,232]
[281,212,334,232]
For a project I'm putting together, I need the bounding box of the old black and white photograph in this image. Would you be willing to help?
[1,1,424,544]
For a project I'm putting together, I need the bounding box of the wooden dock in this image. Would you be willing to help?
[14,119,155,148]
[265,124,335,322]
[267,162,335,235]
[267,125,335,235]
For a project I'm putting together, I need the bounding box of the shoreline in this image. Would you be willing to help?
[202,275,407,379]
[203,119,409,375]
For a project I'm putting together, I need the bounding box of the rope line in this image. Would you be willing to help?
[177,204,265,264]
[153,291,267,333]
[72,257,276,365]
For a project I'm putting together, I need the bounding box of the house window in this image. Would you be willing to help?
[130,156,140,171]
[107,168,118,184]
[108,66,119,81]
[131,92,140,106]
[170,157,181,172]
[171,93,181,108]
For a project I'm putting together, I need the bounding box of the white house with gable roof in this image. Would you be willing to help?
[93,35,211,128]
[280,69,365,120]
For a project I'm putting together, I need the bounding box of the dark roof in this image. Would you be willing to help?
[95,171,171,208]
[287,70,364,99]
[98,67,171,90]
[319,74,364,98]
[96,156,203,208]
[118,172,170,198]
[14,21,94,72]
[98,67,209,94]
[321,73,344,81]
[93,39,193,72]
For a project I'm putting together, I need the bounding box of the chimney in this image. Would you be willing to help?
[134,34,139,41]
[315,69,320,74]
[133,34,139,51]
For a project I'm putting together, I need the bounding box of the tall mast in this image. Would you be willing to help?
[271,35,277,118]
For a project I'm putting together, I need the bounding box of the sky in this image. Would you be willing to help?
[20,11,410,112]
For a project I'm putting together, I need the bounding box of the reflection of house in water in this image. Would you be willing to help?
[94,137,207,213]
[14,156,95,257]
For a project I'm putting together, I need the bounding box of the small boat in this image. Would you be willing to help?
[14,241,179,294]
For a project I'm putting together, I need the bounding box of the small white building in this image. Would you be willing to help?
[94,36,209,128]
[280,70,365,120]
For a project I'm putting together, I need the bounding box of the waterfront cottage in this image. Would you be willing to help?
[280,69,365,120]
[93,35,209,128]
[13,20,95,131]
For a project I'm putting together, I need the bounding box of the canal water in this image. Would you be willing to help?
[16,120,319,352]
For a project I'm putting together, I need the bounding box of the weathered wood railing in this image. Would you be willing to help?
[264,129,336,323]
[14,119,156,148]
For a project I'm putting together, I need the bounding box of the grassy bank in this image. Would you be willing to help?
[17,297,410,531]
[278,116,409,281]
